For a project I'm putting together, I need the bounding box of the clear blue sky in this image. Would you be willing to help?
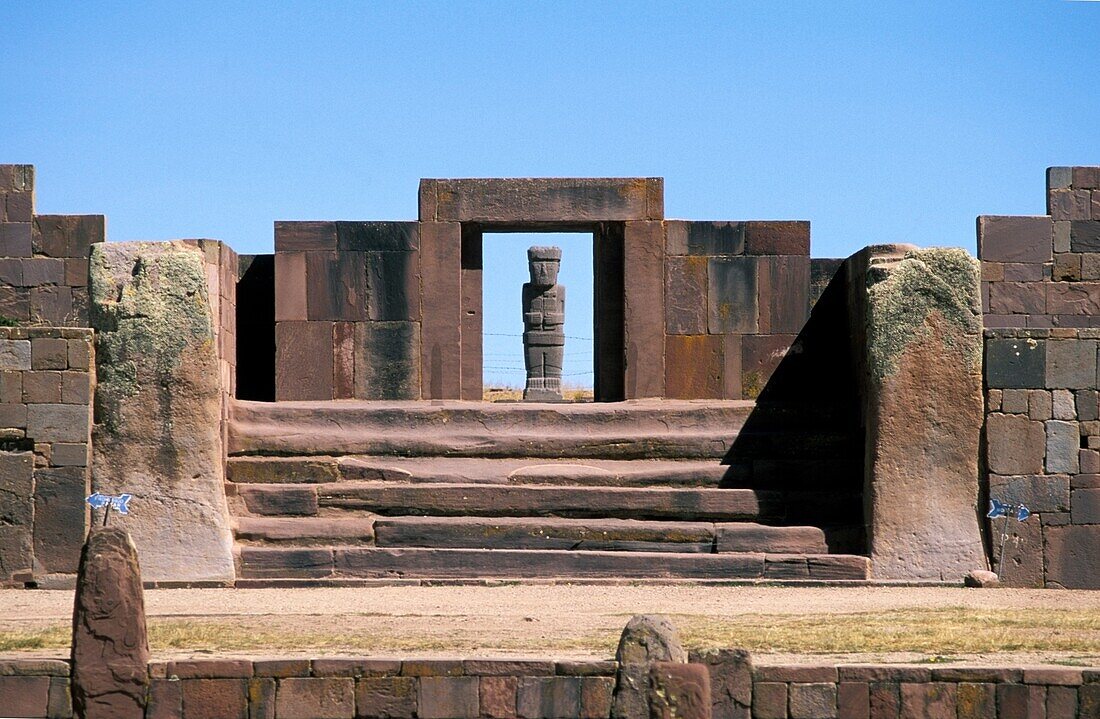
[5,2,1098,386]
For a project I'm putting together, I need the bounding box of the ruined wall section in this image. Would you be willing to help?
[0,327,93,584]
[980,166,1100,588]
[0,165,104,327]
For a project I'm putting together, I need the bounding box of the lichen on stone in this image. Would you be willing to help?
[865,248,982,380]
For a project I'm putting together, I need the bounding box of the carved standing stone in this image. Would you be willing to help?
[71,527,149,719]
[522,246,566,401]
[612,614,687,719]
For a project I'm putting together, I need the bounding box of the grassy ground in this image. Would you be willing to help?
[7,608,1097,661]
[484,383,594,402]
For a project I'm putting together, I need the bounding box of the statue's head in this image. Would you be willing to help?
[527,246,562,285]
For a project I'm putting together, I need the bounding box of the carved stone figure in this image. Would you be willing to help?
[522,246,565,401]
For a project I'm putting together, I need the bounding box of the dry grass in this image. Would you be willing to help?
[483,383,593,402]
[3,608,1097,659]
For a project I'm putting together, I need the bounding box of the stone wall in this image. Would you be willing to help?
[2,657,1097,718]
[979,167,1100,588]
[271,178,812,402]
[0,165,104,327]
[0,327,93,584]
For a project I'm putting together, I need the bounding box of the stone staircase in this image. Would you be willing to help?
[226,399,869,582]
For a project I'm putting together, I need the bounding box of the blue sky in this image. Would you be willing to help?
[4,2,1098,386]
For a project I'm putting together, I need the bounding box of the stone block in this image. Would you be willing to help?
[1046,686,1077,719]
[981,261,1004,282]
[354,321,420,400]
[1046,420,1079,474]
[311,659,400,677]
[1001,388,1029,414]
[986,413,1045,475]
[1047,281,1100,315]
[275,321,333,400]
[31,338,68,370]
[1070,220,1100,252]
[479,676,517,719]
[788,682,837,719]
[665,256,708,334]
[1077,390,1099,421]
[1053,253,1082,281]
[1082,167,1100,189]
[0,339,31,370]
[367,251,420,322]
[274,251,307,321]
[0,453,33,579]
[1004,262,1045,282]
[837,682,868,719]
[623,221,665,398]
[181,678,247,719]
[356,676,417,718]
[61,371,89,405]
[31,286,75,325]
[986,337,1045,388]
[400,660,463,677]
[758,254,810,334]
[744,220,810,255]
[33,466,86,573]
[988,282,1045,315]
[23,371,62,403]
[419,222,462,399]
[990,475,1070,513]
[688,648,751,718]
[1049,166,1074,190]
[423,177,657,223]
[1072,488,1100,524]
[67,339,90,370]
[0,402,27,428]
[0,675,50,717]
[332,322,354,400]
[305,251,367,321]
[0,286,31,322]
[1054,222,1072,253]
[956,682,996,719]
[22,258,65,286]
[753,681,787,719]
[742,334,795,399]
[0,371,20,403]
[274,677,353,719]
[274,221,337,252]
[336,221,419,252]
[708,256,758,334]
[580,677,614,719]
[648,663,710,719]
[418,677,479,719]
[978,216,1052,263]
[664,335,724,399]
[0,257,21,285]
[32,215,103,258]
[1053,389,1075,420]
[1050,190,1092,220]
[993,509,1044,587]
[666,220,744,256]
[248,677,275,719]
[1095,191,1100,220]
[27,404,89,443]
[0,222,33,257]
[2,190,33,223]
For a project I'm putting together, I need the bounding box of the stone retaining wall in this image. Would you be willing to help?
[0,327,93,584]
[1,657,1097,718]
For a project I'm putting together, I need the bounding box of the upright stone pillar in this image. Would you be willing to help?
[522,246,565,401]
[849,245,987,580]
[71,527,149,719]
[612,614,687,719]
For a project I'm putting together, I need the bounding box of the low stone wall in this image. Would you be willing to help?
[0,327,93,584]
[2,657,1097,718]
[984,327,1100,589]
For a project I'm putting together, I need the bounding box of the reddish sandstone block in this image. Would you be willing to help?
[419,222,462,399]
[31,286,75,325]
[306,251,367,321]
[978,216,1052,264]
[275,221,337,252]
[274,251,308,321]
[275,677,354,719]
[22,258,65,286]
[580,677,614,719]
[31,338,67,370]
[754,681,788,719]
[23,371,62,403]
[955,682,996,719]
[275,321,333,401]
[744,221,810,255]
[623,220,665,398]
[366,251,420,322]
[898,682,954,719]
[479,676,517,718]
[517,677,582,719]
[986,414,1046,475]
[837,682,869,719]
[1046,685,1078,719]
[425,178,656,223]
[65,259,87,287]
[665,334,724,399]
[789,682,837,718]
[1050,190,1092,220]
[758,254,810,334]
[665,256,708,334]
[180,678,248,719]
[988,282,1046,315]
[252,659,310,678]
[0,675,50,717]
[249,678,275,719]
[1047,282,1100,315]
[169,659,252,679]
[1045,524,1100,589]
[648,663,711,719]
[708,256,758,334]
[333,322,355,400]
[742,334,796,399]
[32,215,103,259]
[356,676,417,718]
[997,683,1031,719]
[0,222,33,257]
[868,682,899,719]
[3,190,33,222]
[418,677,479,719]
[312,659,401,678]
[146,679,181,719]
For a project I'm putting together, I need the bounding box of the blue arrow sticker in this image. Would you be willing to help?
[86,492,133,514]
[988,499,1030,522]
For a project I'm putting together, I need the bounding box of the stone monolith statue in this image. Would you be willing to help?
[522,246,565,401]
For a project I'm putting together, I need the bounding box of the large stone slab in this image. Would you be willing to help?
[853,246,987,580]
[89,241,234,582]
[420,178,662,224]
[71,528,149,719]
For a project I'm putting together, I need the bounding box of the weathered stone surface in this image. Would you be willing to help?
[986,414,1046,475]
[649,663,711,719]
[993,511,1044,587]
[664,335,724,400]
[418,676,479,719]
[33,466,87,574]
[963,569,1000,587]
[275,321,333,400]
[666,257,708,334]
[666,220,744,256]
[517,677,581,719]
[71,528,149,719]
[978,216,1052,264]
[1046,339,1097,388]
[479,676,517,719]
[355,676,417,718]
[89,242,234,582]
[613,615,687,719]
[856,247,986,580]
[354,321,420,400]
[758,254,810,334]
[752,682,787,719]
[624,221,666,398]
[275,677,354,719]
[1045,524,1100,589]
[986,336,1046,388]
[989,474,1070,513]
[422,177,660,223]
[689,648,752,719]
[708,257,758,334]
[790,682,837,719]
[0,452,34,581]
[1046,421,1080,474]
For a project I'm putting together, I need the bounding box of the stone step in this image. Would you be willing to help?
[236,482,784,522]
[237,546,870,580]
[229,398,755,459]
[373,516,828,554]
[234,517,376,545]
[227,456,731,487]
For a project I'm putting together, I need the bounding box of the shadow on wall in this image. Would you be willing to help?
[720,261,866,554]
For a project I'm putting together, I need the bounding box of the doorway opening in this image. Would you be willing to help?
[482,233,594,401]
